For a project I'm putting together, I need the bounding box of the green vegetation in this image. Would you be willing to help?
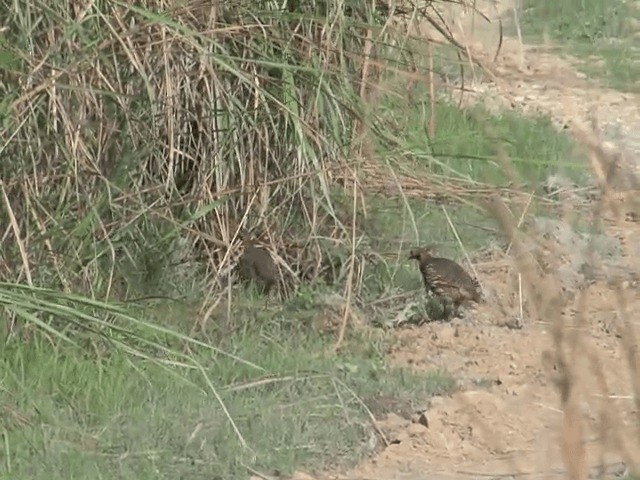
[0,0,587,478]
[0,304,456,479]
[520,0,640,92]
[377,87,583,185]
[522,0,632,41]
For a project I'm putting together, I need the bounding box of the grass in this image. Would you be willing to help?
[0,0,605,477]
[570,42,640,93]
[0,298,456,479]
[376,82,587,185]
[14,87,583,476]
[355,81,589,281]
[0,68,590,480]
[0,65,590,479]
[519,0,640,92]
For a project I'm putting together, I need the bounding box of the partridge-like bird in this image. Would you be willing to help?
[237,238,277,295]
[409,246,483,318]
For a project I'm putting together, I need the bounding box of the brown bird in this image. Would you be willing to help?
[237,236,278,296]
[409,246,483,319]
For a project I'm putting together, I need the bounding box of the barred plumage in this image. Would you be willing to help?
[409,246,483,318]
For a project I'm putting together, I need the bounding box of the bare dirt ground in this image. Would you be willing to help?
[295,2,640,480]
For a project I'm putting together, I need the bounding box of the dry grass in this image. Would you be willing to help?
[0,0,508,340]
[0,0,496,306]
[2,0,640,478]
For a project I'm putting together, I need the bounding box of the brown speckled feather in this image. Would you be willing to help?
[409,247,483,309]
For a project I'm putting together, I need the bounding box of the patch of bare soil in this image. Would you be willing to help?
[314,237,640,480]
[296,2,640,480]
[331,269,640,479]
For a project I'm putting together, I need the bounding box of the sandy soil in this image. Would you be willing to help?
[292,2,640,479]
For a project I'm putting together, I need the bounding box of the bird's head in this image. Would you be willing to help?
[408,246,436,262]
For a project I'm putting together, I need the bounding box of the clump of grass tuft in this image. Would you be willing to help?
[0,303,456,479]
